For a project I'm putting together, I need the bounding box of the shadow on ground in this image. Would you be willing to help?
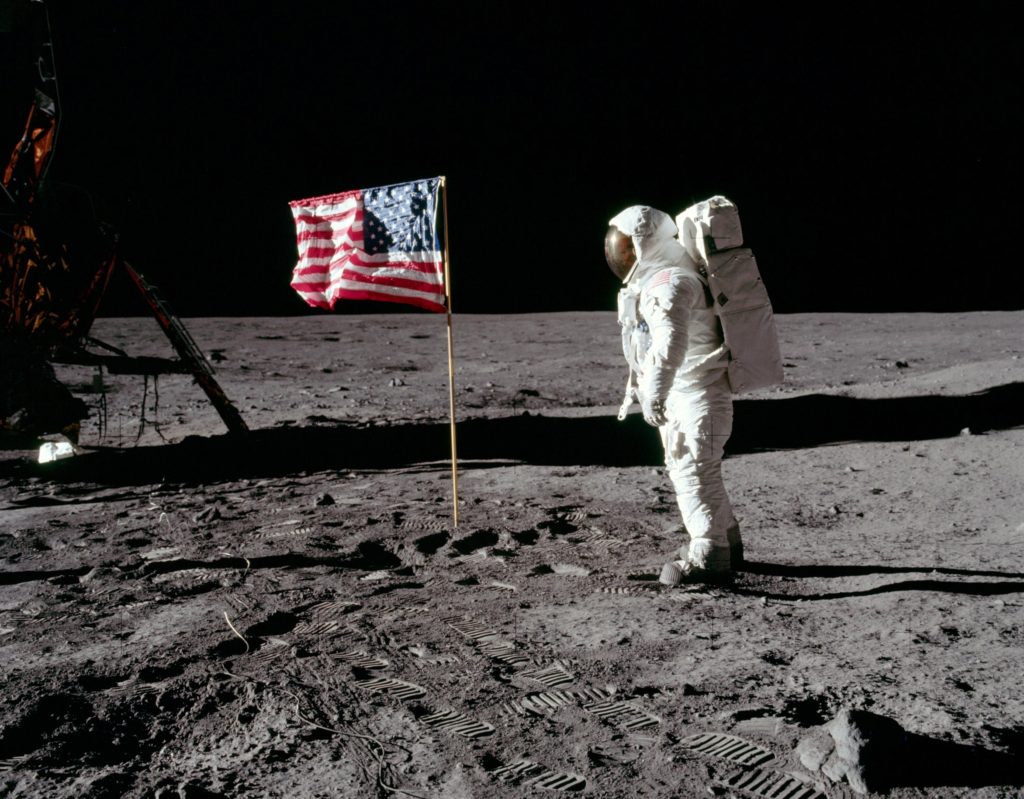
[734,577,1024,601]
[729,560,1024,600]
[3,383,1022,486]
[743,561,1024,580]
[860,727,1024,791]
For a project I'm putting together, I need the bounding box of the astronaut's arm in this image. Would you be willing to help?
[617,369,639,421]
[639,273,696,407]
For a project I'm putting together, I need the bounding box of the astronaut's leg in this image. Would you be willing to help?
[658,373,739,580]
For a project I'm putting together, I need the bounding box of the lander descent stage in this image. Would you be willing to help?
[0,1,246,444]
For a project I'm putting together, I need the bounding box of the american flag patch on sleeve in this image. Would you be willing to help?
[645,269,675,290]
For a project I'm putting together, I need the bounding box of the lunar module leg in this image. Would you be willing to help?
[121,260,249,436]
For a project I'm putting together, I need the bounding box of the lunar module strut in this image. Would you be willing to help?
[1,5,247,442]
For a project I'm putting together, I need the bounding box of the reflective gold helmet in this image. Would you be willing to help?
[604,225,636,282]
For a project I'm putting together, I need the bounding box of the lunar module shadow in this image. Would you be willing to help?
[730,381,1024,451]
[4,381,1023,488]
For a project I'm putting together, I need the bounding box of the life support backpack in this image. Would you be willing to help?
[675,196,784,394]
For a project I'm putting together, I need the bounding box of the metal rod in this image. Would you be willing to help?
[121,259,249,436]
[439,176,459,528]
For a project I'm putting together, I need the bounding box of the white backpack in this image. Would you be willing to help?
[675,196,784,394]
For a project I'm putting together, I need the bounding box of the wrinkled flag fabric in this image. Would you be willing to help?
[289,177,445,312]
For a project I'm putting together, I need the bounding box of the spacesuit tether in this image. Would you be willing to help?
[607,205,743,585]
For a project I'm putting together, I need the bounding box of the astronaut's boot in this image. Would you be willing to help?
[675,538,734,570]
[661,538,732,586]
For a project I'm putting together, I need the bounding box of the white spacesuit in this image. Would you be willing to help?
[608,205,743,584]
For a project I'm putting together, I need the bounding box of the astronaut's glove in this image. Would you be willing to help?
[641,395,667,427]
[617,387,637,421]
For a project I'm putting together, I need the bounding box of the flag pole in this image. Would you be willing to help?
[439,176,459,528]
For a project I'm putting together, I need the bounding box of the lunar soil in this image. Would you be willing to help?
[2,311,1023,798]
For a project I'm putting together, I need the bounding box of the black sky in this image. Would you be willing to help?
[3,1,1022,316]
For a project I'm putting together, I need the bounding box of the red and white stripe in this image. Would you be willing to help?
[289,190,446,313]
[645,269,675,290]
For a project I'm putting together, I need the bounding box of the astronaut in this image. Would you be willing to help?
[606,205,743,585]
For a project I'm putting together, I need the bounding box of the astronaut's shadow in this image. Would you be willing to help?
[742,561,1024,580]
[733,560,1024,601]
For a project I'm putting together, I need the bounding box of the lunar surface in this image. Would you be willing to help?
[2,311,1023,798]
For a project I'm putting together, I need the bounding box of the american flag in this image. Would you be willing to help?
[289,177,445,313]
